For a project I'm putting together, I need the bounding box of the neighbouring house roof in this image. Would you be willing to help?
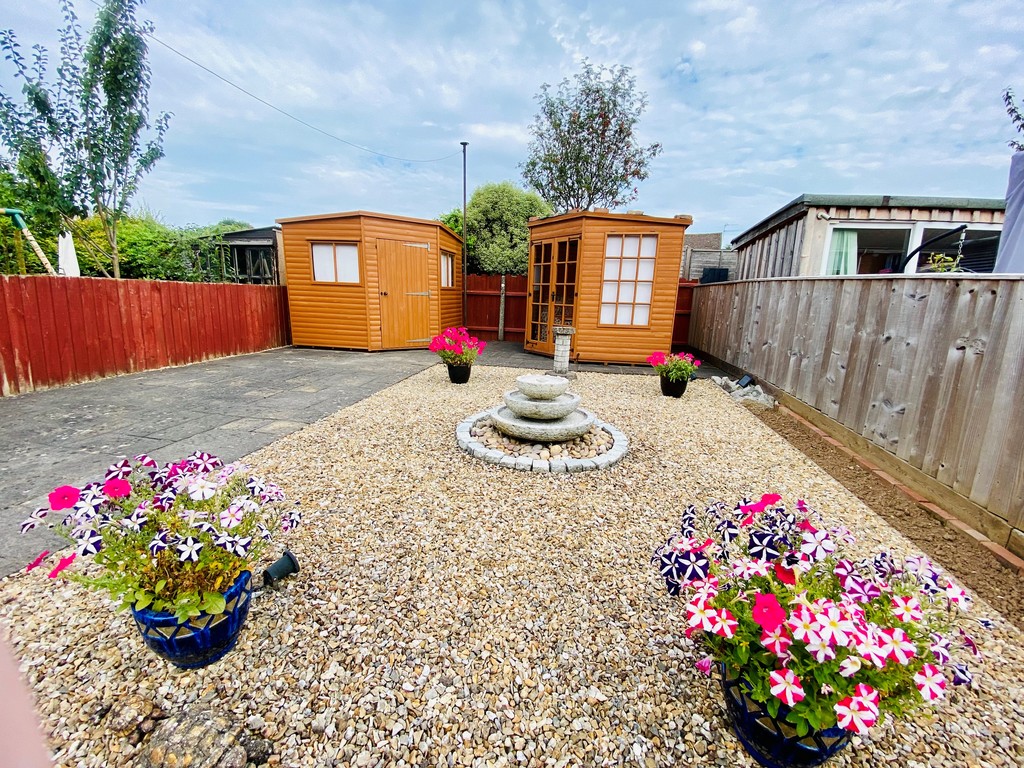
[220,226,280,244]
[731,194,1006,250]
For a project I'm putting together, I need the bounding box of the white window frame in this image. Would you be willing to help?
[311,242,360,284]
[820,221,1003,274]
[441,251,455,288]
[599,234,657,327]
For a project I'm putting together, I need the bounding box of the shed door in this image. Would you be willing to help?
[379,239,431,349]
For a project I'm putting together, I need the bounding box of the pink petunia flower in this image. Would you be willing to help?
[891,595,924,623]
[834,696,877,734]
[761,626,793,658]
[839,656,863,678]
[752,593,786,633]
[102,478,131,499]
[695,656,713,676]
[877,627,917,665]
[48,485,81,511]
[914,664,947,701]
[686,599,716,633]
[711,609,738,639]
[768,669,805,707]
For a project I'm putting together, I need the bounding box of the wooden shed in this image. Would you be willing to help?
[277,211,463,350]
[525,210,691,364]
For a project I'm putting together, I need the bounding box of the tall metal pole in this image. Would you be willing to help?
[460,141,468,326]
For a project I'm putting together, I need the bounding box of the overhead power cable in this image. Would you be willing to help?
[83,0,460,164]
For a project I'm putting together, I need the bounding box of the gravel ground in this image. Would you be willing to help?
[1,367,1021,767]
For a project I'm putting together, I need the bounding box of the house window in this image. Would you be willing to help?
[599,234,656,325]
[441,251,455,288]
[311,242,359,283]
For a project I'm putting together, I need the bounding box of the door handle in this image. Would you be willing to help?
[380,291,388,296]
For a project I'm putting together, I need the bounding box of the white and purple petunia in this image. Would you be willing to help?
[227,536,252,557]
[951,664,973,687]
[256,523,272,541]
[246,476,267,496]
[176,536,204,563]
[187,451,222,473]
[800,529,835,561]
[676,550,711,582]
[149,530,170,556]
[104,459,133,480]
[187,477,218,502]
[76,529,104,556]
[748,530,782,561]
[220,505,245,529]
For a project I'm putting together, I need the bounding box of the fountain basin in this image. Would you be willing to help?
[503,390,581,420]
[515,374,569,400]
[489,406,595,442]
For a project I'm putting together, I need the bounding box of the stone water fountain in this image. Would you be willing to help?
[456,374,628,472]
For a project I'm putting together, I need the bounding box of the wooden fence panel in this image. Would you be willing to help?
[0,275,291,397]
[465,274,528,342]
[689,275,1024,544]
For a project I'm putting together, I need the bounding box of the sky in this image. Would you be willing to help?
[1,0,1021,242]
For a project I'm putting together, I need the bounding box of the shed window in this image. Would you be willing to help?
[600,234,656,326]
[441,251,455,288]
[311,243,359,283]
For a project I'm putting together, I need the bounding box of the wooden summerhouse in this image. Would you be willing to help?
[277,211,463,350]
[525,210,692,364]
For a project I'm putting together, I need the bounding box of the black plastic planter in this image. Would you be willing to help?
[263,549,300,588]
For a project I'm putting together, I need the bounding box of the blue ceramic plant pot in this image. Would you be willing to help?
[130,570,253,669]
[720,664,851,768]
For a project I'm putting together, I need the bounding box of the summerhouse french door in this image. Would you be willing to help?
[526,237,579,355]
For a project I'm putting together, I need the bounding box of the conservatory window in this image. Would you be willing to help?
[599,234,657,325]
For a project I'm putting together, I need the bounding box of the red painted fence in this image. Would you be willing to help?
[0,275,290,397]
[465,274,528,342]
[673,279,698,349]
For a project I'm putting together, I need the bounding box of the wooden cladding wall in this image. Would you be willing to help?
[0,275,290,397]
[689,275,1024,543]
[465,274,528,342]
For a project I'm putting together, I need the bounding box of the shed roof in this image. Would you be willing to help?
[731,194,1006,249]
[275,209,461,241]
[528,209,693,229]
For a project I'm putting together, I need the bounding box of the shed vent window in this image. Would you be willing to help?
[311,243,359,283]
[441,251,455,288]
[600,234,656,326]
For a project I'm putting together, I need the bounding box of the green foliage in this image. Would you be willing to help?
[438,208,477,270]
[62,214,253,281]
[0,1,171,278]
[1005,87,1024,152]
[465,182,551,275]
[521,60,662,213]
[926,251,962,273]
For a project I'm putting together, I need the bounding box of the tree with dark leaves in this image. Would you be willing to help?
[521,60,661,213]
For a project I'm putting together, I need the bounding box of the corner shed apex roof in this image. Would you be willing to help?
[731,194,1006,249]
[275,210,461,241]
[528,210,693,228]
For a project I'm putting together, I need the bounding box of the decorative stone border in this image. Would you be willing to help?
[456,409,629,472]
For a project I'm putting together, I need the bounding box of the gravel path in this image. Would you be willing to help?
[1,366,1021,767]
